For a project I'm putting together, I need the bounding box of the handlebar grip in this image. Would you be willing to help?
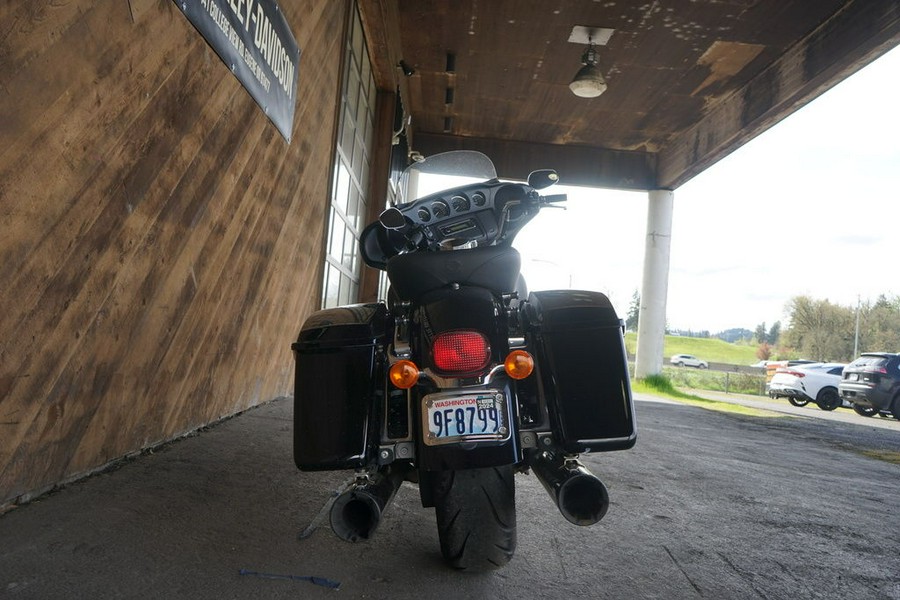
[542,194,568,203]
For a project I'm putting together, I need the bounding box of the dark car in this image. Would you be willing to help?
[838,352,900,419]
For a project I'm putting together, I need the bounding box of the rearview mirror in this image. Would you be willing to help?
[527,169,559,190]
[379,207,407,230]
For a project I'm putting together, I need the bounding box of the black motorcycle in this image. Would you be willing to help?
[292,151,636,570]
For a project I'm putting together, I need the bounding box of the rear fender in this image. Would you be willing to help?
[412,286,508,374]
[409,286,521,471]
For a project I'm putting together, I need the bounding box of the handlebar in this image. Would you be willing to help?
[541,193,568,204]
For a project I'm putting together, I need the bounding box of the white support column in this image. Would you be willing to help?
[635,189,674,379]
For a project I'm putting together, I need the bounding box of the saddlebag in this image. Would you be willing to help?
[524,290,636,453]
[291,303,389,470]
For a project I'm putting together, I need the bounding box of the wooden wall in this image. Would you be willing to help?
[0,0,348,506]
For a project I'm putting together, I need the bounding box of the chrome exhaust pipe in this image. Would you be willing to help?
[529,450,610,526]
[330,468,404,542]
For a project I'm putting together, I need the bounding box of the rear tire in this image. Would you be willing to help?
[788,397,809,407]
[432,466,516,570]
[852,404,878,417]
[892,397,900,421]
[816,388,841,411]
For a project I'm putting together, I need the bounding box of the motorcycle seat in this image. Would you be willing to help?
[387,245,521,301]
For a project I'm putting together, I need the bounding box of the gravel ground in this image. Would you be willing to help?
[1,394,897,599]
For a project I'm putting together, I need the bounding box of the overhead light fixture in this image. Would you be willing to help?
[569,39,607,98]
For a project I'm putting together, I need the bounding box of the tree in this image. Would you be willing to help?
[626,290,640,332]
[767,321,781,345]
[716,328,753,343]
[783,296,855,361]
[783,294,900,361]
[756,342,772,361]
[754,322,767,344]
[858,295,900,353]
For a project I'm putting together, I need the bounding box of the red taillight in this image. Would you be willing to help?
[777,369,805,378]
[432,331,491,374]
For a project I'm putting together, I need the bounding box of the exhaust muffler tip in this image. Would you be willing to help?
[330,489,383,542]
[529,450,610,526]
[556,468,609,526]
[329,468,404,542]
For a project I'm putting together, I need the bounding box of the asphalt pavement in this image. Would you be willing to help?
[1,393,898,599]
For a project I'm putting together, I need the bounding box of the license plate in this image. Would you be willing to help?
[422,390,510,446]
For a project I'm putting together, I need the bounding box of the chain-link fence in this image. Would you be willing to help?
[628,363,767,396]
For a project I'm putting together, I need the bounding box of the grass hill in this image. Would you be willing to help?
[624,333,758,366]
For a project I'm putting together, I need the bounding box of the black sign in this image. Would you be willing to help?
[176,0,301,143]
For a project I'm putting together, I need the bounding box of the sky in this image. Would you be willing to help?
[514,45,900,334]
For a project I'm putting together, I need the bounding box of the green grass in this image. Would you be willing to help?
[858,450,900,466]
[624,333,758,365]
[633,374,779,418]
[662,366,766,396]
[633,374,698,399]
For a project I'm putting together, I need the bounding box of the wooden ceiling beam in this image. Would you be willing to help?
[658,0,900,190]
[358,0,403,92]
[414,133,657,192]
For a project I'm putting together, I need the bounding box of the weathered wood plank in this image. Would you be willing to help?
[65,59,258,469]
[0,0,346,503]
[1,41,240,483]
[0,2,200,311]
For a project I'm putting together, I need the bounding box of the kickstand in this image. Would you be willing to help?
[297,476,355,540]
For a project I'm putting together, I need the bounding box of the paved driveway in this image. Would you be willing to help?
[1,395,898,599]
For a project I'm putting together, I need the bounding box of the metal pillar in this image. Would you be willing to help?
[634,189,674,379]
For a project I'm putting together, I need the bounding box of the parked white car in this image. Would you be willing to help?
[669,354,708,369]
[768,362,846,410]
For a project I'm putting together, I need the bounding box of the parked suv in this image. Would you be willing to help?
[838,353,900,419]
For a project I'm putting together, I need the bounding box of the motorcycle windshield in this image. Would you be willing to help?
[400,151,497,204]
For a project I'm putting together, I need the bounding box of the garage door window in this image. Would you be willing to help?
[322,5,376,308]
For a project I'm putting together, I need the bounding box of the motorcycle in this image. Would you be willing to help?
[291,151,636,570]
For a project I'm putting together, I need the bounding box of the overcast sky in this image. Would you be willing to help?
[515,45,900,334]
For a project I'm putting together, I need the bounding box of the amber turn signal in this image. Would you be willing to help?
[389,360,419,389]
[504,350,534,380]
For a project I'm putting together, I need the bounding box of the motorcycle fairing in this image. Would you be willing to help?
[359,179,541,270]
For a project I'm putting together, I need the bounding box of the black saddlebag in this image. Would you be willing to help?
[291,303,389,470]
[524,290,636,453]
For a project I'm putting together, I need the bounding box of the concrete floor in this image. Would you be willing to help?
[1,394,898,599]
